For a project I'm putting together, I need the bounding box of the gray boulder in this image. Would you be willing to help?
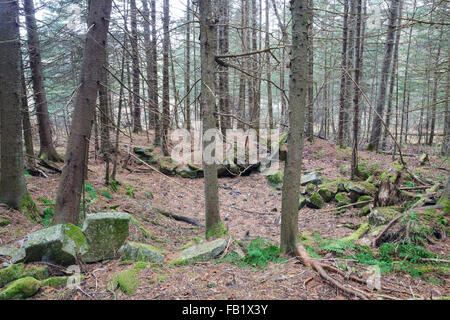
[119,241,164,263]
[0,246,18,258]
[300,171,322,186]
[11,224,85,266]
[80,212,130,263]
[169,238,226,265]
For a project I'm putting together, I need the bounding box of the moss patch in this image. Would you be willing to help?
[206,221,228,240]
[0,263,25,287]
[0,277,40,300]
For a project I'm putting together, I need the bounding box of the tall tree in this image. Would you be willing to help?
[0,0,28,209]
[130,0,142,133]
[162,0,170,155]
[305,0,314,141]
[367,0,400,151]
[150,0,160,146]
[218,0,230,137]
[280,0,308,254]
[23,0,62,161]
[338,0,349,147]
[199,0,226,239]
[53,0,113,225]
[185,0,192,131]
[20,54,35,166]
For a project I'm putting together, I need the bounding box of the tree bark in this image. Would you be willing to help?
[338,0,349,147]
[23,0,62,161]
[281,0,308,254]
[130,0,142,133]
[368,0,400,151]
[199,0,224,239]
[53,0,112,225]
[0,0,28,209]
[162,0,170,155]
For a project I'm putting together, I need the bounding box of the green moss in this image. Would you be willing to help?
[267,171,283,187]
[357,205,371,217]
[0,263,25,287]
[307,192,325,209]
[133,262,149,273]
[305,183,316,196]
[20,192,40,223]
[298,196,307,209]
[206,221,228,240]
[40,276,68,288]
[114,270,140,295]
[23,266,49,280]
[335,192,351,207]
[63,223,86,250]
[340,223,369,242]
[355,195,373,208]
[0,277,40,300]
[318,188,333,202]
[0,218,10,227]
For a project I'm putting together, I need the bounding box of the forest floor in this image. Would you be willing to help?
[0,131,448,300]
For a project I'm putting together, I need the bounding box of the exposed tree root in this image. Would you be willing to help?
[295,244,370,300]
[148,204,202,227]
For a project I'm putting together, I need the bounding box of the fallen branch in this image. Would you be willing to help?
[148,204,202,227]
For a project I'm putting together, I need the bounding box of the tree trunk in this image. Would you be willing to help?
[151,0,160,146]
[218,0,230,137]
[338,0,349,147]
[368,0,400,151]
[185,0,191,131]
[20,53,35,166]
[306,0,314,142]
[199,0,225,239]
[23,0,61,161]
[53,0,112,225]
[351,0,362,180]
[0,0,28,209]
[281,0,308,254]
[130,0,142,133]
[162,0,170,155]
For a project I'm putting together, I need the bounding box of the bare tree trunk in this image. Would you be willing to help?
[185,0,191,131]
[130,0,142,133]
[218,0,230,137]
[151,0,160,146]
[53,0,112,225]
[442,46,450,155]
[20,53,35,166]
[265,0,273,135]
[23,0,61,162]
[162,0,170,155]
[0,0,28,209]
[199,0,225,239]
[99,49,111,186]
[306,0,314,141]
[351,0,362,180]
[280,0,308,254]
[368,0,400,151]
[338,0,349,147]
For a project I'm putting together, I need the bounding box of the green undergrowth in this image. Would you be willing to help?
[216,238,288,270]
[304,233,449,280]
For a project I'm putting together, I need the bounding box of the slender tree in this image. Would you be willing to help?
[280,0,308,254]
[130,0,142,133]
[23,0,62,161]
[367,0,400,151]
[199,0,226,239]
[53,0,113,225]
[162,0,170,155]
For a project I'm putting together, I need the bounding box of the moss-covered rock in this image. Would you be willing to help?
[23,266,49,280]
[298,196,307,210]
[0,263,25,287]
[267,171,283,189]
[107,269,140,295]
[0,277,40,300]
[335,192,351,207]
[119,241,164,263]
[305,183,316,196]
[357,205,371,217]
[368,207,402,226]
[176,166,198,179]
[0,246,18,257]
[355,195,373,208]
[40,275,84,289]
[11,224,86,266]
[168,238,227,266]
[419,153,429,166]
[318,187,333,202]
[306,192,325,209]
[159,157,177,176]
[80,212,130,263]
[205,221,228,240]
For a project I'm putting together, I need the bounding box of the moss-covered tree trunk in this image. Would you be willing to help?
[280,0,308,254]
[53,0,112,225]
[0,0,28,209]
